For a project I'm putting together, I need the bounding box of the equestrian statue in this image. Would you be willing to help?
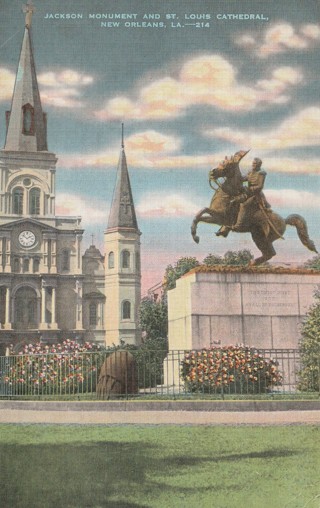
[191,150,317,265]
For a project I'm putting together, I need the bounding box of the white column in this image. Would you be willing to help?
[43,239,48,268]
[4,238,11,273]
[76,234,82,272]
[4,287,12,329]
[40,283,47,328]
[51,287,58,329]
[51,239,57,273]
[76,279,83,330]
[0,238,3,272]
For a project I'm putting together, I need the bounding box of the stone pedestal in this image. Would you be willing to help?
[168,268,320,350]
[165,267,320,389]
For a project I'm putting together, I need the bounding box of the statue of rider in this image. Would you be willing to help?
[216,156,270,237]
[231,157,270,232]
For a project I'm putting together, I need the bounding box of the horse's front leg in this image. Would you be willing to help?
[191,208,213,243]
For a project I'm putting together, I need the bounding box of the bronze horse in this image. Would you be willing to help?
[191,152,317,265]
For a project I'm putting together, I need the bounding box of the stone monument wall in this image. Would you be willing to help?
[168,268,320,351]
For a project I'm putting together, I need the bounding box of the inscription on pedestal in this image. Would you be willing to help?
[243,284,299,315]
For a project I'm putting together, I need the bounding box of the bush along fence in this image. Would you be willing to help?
[181,346,283,395]
[0,342,319,399]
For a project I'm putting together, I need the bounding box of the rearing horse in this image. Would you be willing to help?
[191,151,317,265]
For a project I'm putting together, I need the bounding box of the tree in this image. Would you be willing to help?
[139,296,168,341]
[298,289,320,391]
[163,256,200,291]
[202,253,224,266]
[223,249,253,265]
[203,249,253,267]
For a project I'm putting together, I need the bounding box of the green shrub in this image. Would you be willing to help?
[118,338,168,389]
[298,290,320,392]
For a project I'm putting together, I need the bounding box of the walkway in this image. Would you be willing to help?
[0,401,319,425]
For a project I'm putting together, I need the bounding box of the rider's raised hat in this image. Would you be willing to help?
[233,149,250,163]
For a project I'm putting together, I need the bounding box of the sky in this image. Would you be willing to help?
[0,0,320,292]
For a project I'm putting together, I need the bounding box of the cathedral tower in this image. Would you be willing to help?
[104,127,141,346]
[0,2,84,348]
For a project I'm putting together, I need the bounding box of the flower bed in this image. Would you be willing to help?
[2,340,105,395]
[181,345,283,394]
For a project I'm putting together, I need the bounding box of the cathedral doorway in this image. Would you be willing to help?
[14,286,39,329]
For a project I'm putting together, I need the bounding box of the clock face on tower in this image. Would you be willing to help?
[18,230,36,248]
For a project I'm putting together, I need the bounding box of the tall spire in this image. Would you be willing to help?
[23,0,35,29]
[4,1,48,152]
[107,127,138,231]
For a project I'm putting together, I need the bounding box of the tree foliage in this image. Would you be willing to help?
[298,289,320,391]
[163,256,200,290]
[139,297,168,341]
[203,249,253,267]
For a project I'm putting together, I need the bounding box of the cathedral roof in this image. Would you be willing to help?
[107,137,139,231]
[4,1,48,152]
[83,244,104,259]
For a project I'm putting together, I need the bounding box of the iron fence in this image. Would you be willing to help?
[0,348,319,399]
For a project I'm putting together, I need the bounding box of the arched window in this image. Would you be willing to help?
[61,250,70,272]
[13,187,24,214]
[108,251,114,269]
[122,300,131,320]
[89,303,97,326]
[29,188,40,215]
[22,104,34,135]
[121,250,130,269]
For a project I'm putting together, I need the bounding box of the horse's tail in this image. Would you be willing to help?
[285,214,318,253]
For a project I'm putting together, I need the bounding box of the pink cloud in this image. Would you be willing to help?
[236,23,320,58]
[94,54,302,121]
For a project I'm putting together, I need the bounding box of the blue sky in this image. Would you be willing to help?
[1,0,320,291]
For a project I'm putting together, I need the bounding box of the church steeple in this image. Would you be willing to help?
[107,125,138,231]
[104,124,141,347]
[4,0,48,152]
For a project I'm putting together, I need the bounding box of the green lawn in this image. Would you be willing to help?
[0,424,319,508]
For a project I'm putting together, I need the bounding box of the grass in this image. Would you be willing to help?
[0,424,319,508]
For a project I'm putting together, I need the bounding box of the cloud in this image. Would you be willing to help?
[94,54,302,121]
[126,130,181,154]
[38,69,94,108]
[206,107,320,152]
[60,130,205,169]
[56,193,107,225]
[236,23,320,58]
[59,122,320,175]
[0,67,15,101]
[264,157,320,175]
[265,189,320,209]
[59,126,234,170]
[137,193,199,217]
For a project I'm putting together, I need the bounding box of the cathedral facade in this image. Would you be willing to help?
[0,5,141,351]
